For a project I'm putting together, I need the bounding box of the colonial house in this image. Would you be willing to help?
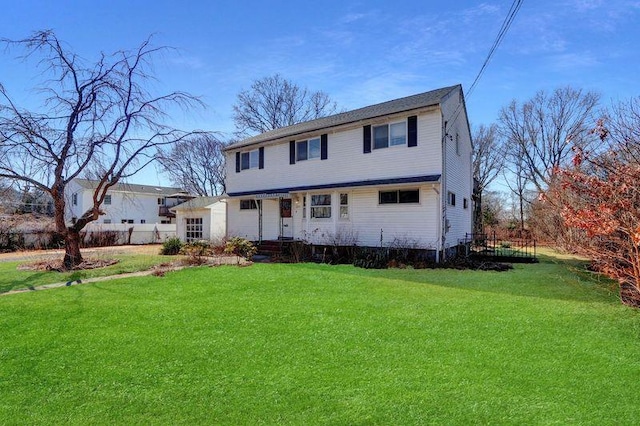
[224,84,473,260]
[66,178,193,225]
[171,196,227,243]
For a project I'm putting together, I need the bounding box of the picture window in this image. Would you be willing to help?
[379,189,419,204]
[311,194,331,219]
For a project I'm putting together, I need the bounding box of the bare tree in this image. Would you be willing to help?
[157,134,227,196]
[498,86,600,193]
[472,123,504,233]
[502,138,532,232]
[232,74,337,136]
[0,30,203,268]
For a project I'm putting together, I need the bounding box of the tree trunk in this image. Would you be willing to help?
[63,229,83,269]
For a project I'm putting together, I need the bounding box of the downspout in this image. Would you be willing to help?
[258,198,263,244]
[441,119,448,262]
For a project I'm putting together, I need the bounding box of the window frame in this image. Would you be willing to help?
[378,189,420,205]
[104,194,112,205]
[339,193,349,219]
[310,194,332,219]
[447,191,456,207]
[241,149,260,170]
[372,120,407,150]
[296,137,321,162]
[240,199,260,210]
[185,217,204,242]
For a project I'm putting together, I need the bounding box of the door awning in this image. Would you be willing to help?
[254,192,291,199]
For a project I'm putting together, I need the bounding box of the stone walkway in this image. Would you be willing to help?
[1,245,250,296]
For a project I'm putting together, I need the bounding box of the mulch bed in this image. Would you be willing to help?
[17,258,119,272]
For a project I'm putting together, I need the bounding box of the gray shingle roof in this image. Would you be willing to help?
[170,196,223,211]
[226,84,460,151]
[73,178,186,197]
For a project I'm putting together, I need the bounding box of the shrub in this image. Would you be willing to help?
[353,247,389,269]
[161,237,183,255]
[224,237,257,260]
[180,240,213,265]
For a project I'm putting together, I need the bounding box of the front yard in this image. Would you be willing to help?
[1,251,639,424]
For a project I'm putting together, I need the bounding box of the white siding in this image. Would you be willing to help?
[65,182,174,225]
[293,185,439,248]
[226,111,443,195]
[227,198,280,241]
[175,201,227,243]
[441,87,473,247]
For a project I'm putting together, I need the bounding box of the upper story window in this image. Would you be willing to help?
[236,147,264,172]
[296,137,321,161]
[104,195,112,205]
[379,189,420,204]
[373,122,406,149]
[72,193,78,206]
[447,191,456,206]
[241,150,259,170]
[157,197,165,206]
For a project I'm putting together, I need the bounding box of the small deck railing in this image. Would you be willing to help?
[461,232,537,263]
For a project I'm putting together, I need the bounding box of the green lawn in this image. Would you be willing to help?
[0,254,171,294]
[1,253,639,424]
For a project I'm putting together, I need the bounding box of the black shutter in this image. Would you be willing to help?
[235,152,240,173]
[321,134,328,160]
[408,116,417,147]
[259,147,264,169]
[289,141,296,164]
[363,125,371,153]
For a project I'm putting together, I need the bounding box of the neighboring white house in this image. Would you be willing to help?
[223,84,473,260]
[66,178,193,225]
[171,196,227,243]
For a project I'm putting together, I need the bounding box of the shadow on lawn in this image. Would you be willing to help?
[301,253,619,305]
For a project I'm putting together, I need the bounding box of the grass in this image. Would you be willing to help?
[0,253,171,293]
[1,252,640,424]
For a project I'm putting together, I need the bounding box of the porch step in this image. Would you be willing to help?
[254,240,293,257]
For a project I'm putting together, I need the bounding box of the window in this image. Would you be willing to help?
[121,219,134,224]
[379,189,420,204]
[72,193,78,206]
[185,217,203,242]
[340,193,349,219]
[141,219,146,224]
[103,219,111,224]
[463,198,468,209]
[311,194,331,219]
[104,195,112,205]
[161,220,171,224]
[240,199,260,210]
[447,191,456,206]
[241,150,259,170]
[373,122,406,149]
[157,197,165,205]
[296,137,321,161]
[455,133,460,155]
[302,196,306,219]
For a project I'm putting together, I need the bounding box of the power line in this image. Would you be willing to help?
[467,0,524,98]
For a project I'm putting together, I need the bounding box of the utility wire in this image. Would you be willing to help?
[467,0,524,98]
[445,0,524,133]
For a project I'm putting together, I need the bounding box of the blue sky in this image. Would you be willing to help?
[1,0,639,186]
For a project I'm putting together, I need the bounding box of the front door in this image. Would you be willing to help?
[280,198,293,239]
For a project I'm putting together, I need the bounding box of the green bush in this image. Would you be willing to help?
[160,237,183,255]
[224,237,257,260]
[353,247,389,269]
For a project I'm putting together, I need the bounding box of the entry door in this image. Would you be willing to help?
[280,198,293,239]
